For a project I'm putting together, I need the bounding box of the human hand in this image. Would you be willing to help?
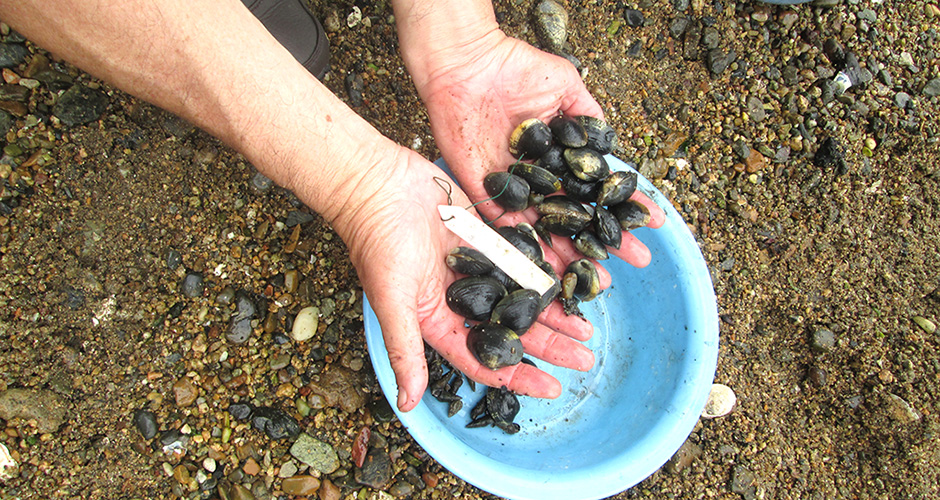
[330,147,595,411]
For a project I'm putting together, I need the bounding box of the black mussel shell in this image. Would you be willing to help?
[574,230,609,260]
[535,195,591,218]
[562,259,600,302]
[484,172,530,212]
[564,147,610,182]
[509,118,553,159]
[467,322,525,370]
[446,276,507,321]
[560,170,601,203]
[549,115,588,148]
[535,259,561,309]
[536,196,592,237]
[489,265,521,292]
[576,115,617,155]
[511,162,562,195]
[610,199,651,231]
[537,144,567,176]
[485,385,521,425]
[594,206,622,249]
[491,289,542,333]
[515,222,540,244]
[538,213,587,237]
[497,226,543,263]
[533,219,555,248]
[596,170,638,206]
[446,246,495,276]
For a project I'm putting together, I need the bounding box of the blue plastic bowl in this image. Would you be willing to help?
[364,156,718,500]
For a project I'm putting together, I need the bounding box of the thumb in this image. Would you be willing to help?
[370,286,428,412]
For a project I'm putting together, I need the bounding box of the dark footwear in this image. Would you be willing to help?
[241,0,330,80]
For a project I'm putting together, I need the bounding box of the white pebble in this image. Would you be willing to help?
[203,457,216,473]
[702,383,736,418]
[291,306,320,342]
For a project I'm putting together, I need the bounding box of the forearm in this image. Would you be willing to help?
[0,0,397,226]
[391,0,503,95]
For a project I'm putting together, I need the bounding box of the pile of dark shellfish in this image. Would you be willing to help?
[432,115,650,434]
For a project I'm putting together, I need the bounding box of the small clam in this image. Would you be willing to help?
[533,219,555,248]
[594,205,622,249]
[467,386,521,434]
[549,115,588,148]
[610,199,651,231]
[564,147,610,182]
[596,170,638,206]
[574,230,609,260]
[560,170,601,203]
[467,322,525,370]
[511,162,562,195]
[535,196,592,236]
[446,246,495,276]
[535,259,561,309]
[489,265,520,292]
[514,222,540,245]
[576,115,617,155]
[497,226,543,263]
[490,289,542,334]
[533,0,568,54]
[537,145,567,176]
[446,276,507,321]
[509,118,553,159]
[483,172,530,212]
[562,259,600,302]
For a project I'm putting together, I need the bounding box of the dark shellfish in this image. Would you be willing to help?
[596,170,637,207]
[445,276,507,321]
[446,246,495,276]
[610,199,651,231]
[511,161,562,195]
[549,115,588,148]
[509,118,553,159]
[467,385,521,434]
[490,289,542,334]
[560,170,601,203]
[564,147,610,182]
[562,259,600,302]
[594,205,622,249]
[574,230,609,260]
[467,322,525,370]
[497,225,543,263]
[483,172,530,212]
[576,115,617,155]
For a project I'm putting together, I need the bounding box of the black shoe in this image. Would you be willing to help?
[241,0,330,80]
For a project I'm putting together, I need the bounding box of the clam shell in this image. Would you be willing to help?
[701,383,736,418]
[533,0,568,54]
[484,171,530,212]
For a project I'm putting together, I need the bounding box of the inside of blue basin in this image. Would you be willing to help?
[364,156,718,500]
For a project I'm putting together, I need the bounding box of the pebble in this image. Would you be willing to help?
[355,448,393,489]
[290,433,339,474]
[291,306,320,342]
[702,383,736,418]
[173,377,198,407]
[277,460,297,478]
[730,465,757,500]
[52,84,109,127]
[344,72,364,107]
[912,316,936,334]
[808,366,828,387]
[624,9,645,27]
[923,78,940,97]
[0,43,28,68]
[282,475,321,495]
[180,272,204,298]
[165,249,182,270]
[203,457,217,473]
[133,409,158,439]
[810,328,836,352]
[885,393,921,424]
[895,91,911,110]
[746,96,765,122]
[250,172,274,193]
[0,388,67,433]
[706,49,735,75]
[228,291,259,344]
[229,484,255,500]
[389,480,415,497]
[665,439,702,474]
[318,479,341,500]
[250,406,300,440]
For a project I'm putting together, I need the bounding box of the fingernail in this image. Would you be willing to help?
[397,387,409,410]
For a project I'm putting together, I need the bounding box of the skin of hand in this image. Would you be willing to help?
[0,0,597,412]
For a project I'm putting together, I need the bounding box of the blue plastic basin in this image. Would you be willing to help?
[364,156,718,500]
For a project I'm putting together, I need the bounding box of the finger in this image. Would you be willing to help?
[608,232,652,268]
[370,287,429,412]
[519,324,595,371]
[631,190,666,229]
[536,302,593,341]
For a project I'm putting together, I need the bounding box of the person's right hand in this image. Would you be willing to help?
[325,146,595,412]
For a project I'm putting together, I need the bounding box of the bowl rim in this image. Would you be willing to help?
[364,156,718,500]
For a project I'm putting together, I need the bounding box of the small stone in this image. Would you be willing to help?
[810,328,836,352]
[230,484,255,500]
[52,84,109,127]
[745,149,766,173]
[730,465,757,499]
[282,475,321,495]
[732,140,750,159]
[133,409,158,439]
[389,480,415,498]
[912,316,936,334]
[180,272,204,298]
[243,457,260,476]
[885,393,921,424]
[624,9,645,27]
[0,43,28,68]
[706,49,735,75]
[355,448,392,489]
[665,439,702,474]
[290,433,339,474]
[172,377,198,407]
[923,78,940,97]
[808,366,828,386]
[291,306,320,342]
[669,17,690,39]
[228,291,258,344]
[894,91,911,109]
[285,210,315,227]
[173,464,191,485]
[251,406,300,440]
[278,460,298,478]
[702,383,735,418]
[779,10,799,30]
[0,389,67,433]
[250,172,274,193]
[228,402,253,420]
[165,249,182,270]
[318,479,341,500]
[746,96,765,122]
[203,457,217,473]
